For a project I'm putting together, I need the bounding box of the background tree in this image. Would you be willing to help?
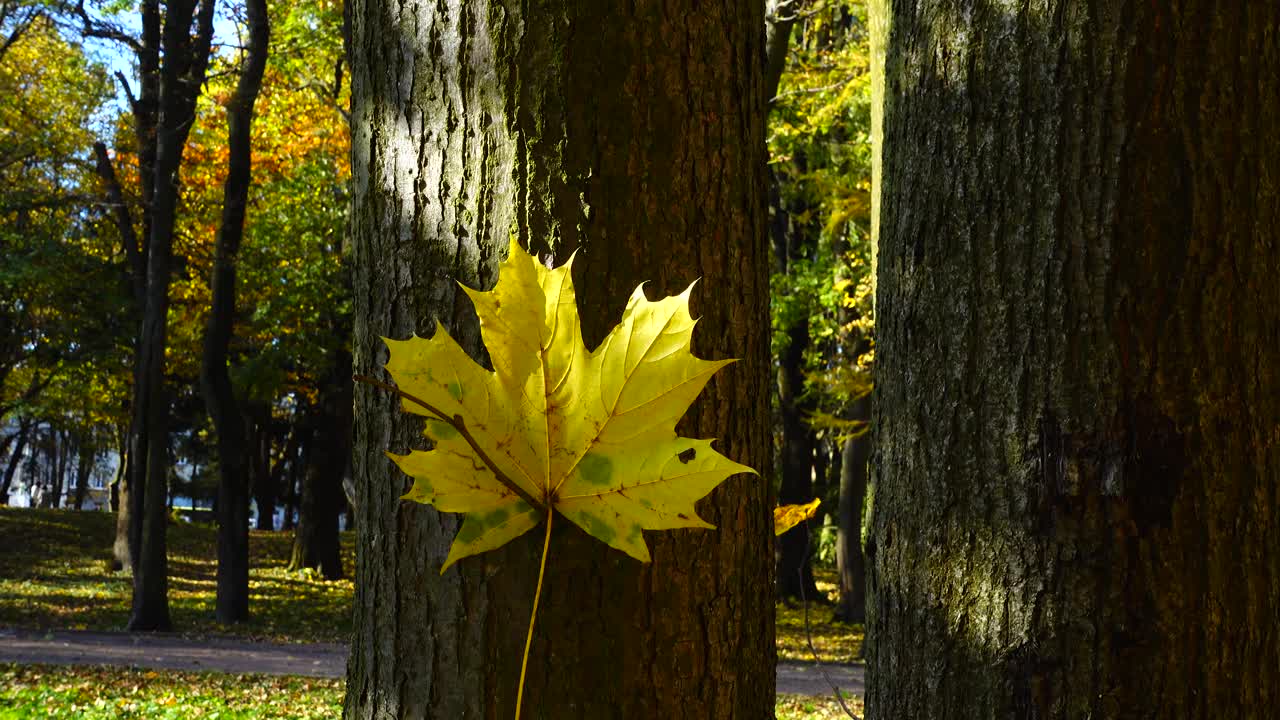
[175,0,351,569]
[867,1,1279,717]
[200,0,269,625]
[78,0,219,630]
[767,0,874,617]
[0,9,126,513]
[345,0,773,717]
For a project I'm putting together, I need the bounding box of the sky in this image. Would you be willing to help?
[78,0,242,118]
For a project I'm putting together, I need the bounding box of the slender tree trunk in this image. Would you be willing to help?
[1,422,29,504]
[112,433,131,571]
[281,427,305,531]
[127,0,217,633]
[289,353,350,580]
[73,435,94,510]
[834,396,868,624]
[246,405,276,531]
[0,432,13,468]
[201,0,268,626]
[58,431,71,507]
[345,1,772,717]
[764,0,799,103]
[867,2,1280,717]
[45,429,66,508]
[776,314,821,602]
[279,425,300,532]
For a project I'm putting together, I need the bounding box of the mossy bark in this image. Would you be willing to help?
[868,1,1280,718]
[345,1,773,718]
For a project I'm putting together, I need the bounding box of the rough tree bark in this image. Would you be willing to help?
[344,1,773,717]
[200,0,268,625]
[867,1,1280,718]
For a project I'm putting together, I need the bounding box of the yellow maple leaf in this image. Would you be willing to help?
[378,239,756,571]
[773,498,821,536]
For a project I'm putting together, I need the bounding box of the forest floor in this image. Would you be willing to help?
[0,508,865,717]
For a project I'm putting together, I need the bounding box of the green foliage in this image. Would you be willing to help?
[769,0,875,440]
[172,0,350,411]
[0,14,126,428]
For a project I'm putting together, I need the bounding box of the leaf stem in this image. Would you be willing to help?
[354,374,546,513]
[515,502,554,720]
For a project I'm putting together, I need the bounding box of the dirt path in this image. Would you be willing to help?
[0,627,863,697]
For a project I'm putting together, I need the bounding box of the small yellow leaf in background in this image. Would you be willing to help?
[774,499,821,536]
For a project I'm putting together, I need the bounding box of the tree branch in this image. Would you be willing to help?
[72,0,141,52]
[92,142,145,306]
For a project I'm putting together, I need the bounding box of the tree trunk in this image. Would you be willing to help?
[200,0,268,626]
[269,424,302,528]
[289,353,350,580]
[776,315,821,602]
[46,429,67,508]
[834,396,868,624]
[1,421,30,504]
[0,430,16,468]
[247,405,276,531]
[344,1,773,717]
[112,433,132,571]
[867,2,1280,718]
[281,428,304,532]
[126,0,217,633]
[58,430,71,507]
[73,435,95,510]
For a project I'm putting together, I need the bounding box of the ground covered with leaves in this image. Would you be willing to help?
[0,664,343,719]
[0,508,354,642]
[1,507,861,656]
[0,664,859,719]
[777,693,865,720]
[0,508,863,717]
[776,566,865,665]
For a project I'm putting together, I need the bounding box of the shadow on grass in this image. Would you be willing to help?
[0,507,354,643]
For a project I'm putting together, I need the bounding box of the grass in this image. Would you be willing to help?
[777,693,865,719]
[0,664,343,719]
[0,507,863,717]
[0,507,354,643]
[0,664,860,719]
[775,566,865,665]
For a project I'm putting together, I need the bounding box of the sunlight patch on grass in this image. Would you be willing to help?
[0,664,342,719]
[775,566,864,665]
[0,508,354,643]
[776,692,864,719]
[0,664,859,719]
